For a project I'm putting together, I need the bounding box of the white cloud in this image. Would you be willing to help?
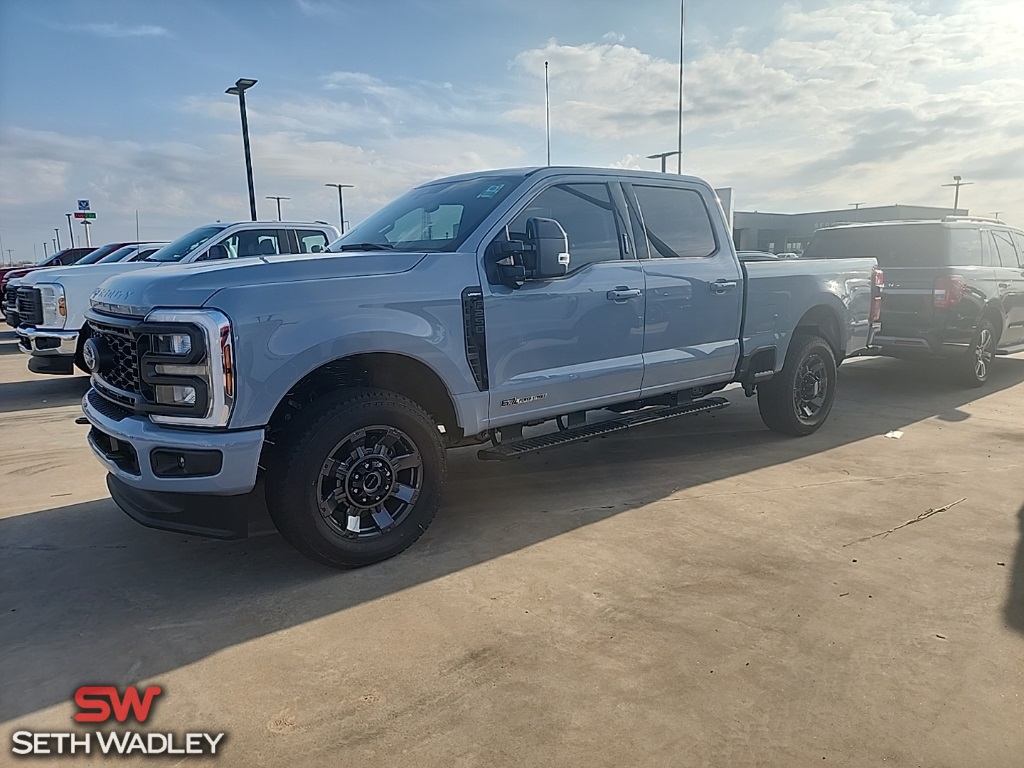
[602,31,626,43]
[4,0,1024,261]
[73,23,169,38]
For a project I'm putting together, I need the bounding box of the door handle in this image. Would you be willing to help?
[710,280,738,294]
[607,287,641,301]
[999,282,1010,288]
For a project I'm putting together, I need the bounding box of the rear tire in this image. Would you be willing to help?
[757,334,837,436]
[265,388,446,568]
[957,320,995,388]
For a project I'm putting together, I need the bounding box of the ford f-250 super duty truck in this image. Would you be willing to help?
[81,167,881,568]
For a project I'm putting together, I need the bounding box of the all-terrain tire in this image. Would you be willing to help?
[265,387,446,568]
[757,334,837,436]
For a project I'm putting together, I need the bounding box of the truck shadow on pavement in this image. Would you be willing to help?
[0,375,90,415]
[2,356,1024,721]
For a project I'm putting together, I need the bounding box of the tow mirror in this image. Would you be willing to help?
[525,217,570,278]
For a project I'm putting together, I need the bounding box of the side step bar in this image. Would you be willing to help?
[478,397,730,461]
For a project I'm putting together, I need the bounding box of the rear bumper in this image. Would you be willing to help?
[874,333,972,357]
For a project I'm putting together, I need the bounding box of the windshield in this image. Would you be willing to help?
[802,224,947,267]
[96,246,137,264]
[328,176,520,253]
[76,244,123,265]
[145,226,226,262]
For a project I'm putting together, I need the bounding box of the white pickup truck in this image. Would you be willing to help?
[14,220,339,375]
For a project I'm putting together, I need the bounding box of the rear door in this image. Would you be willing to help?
[625,182,742,393]
[990,228,1024,346]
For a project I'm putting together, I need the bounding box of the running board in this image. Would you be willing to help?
[996,342,1024,356]
[478,397,730,461]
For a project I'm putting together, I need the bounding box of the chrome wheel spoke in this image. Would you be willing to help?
[346,514,363,533]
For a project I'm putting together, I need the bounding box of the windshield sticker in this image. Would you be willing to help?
[477,184,505,199]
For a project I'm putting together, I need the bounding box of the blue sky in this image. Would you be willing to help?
[1,0,1021,262]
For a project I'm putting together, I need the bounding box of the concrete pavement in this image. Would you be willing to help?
[2,329,1022,766]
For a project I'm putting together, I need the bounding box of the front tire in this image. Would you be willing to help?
[957,320,995,388]
[265,388,446,568]
[757,334,837,436]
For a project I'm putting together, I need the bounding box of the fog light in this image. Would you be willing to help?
[154,384,196,406]
[150,448,223,477]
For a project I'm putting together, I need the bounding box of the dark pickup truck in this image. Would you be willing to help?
[803,217,1024,386]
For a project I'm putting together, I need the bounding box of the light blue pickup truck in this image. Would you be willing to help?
[81,167,881,567]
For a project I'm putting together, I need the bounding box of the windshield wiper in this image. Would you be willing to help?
[333,242,397,252]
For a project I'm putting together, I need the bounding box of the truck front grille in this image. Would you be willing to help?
[89,321,143,396]
[15,287,43,326]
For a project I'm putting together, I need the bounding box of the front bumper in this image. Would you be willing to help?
[15,326,78,356]
[82,388,265,496]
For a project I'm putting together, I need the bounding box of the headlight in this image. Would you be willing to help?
[38,284,66,329]
[152,333,192,356]
[143,309,234,428]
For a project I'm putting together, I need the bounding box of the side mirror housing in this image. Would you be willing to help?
[525,217,570,278]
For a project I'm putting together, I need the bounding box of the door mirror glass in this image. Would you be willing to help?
[526,217,570,278]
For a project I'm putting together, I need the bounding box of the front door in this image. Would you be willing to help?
[625,182,743,394]
[481,181,645,425]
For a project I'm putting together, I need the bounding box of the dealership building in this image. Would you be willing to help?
[732,204,967,255]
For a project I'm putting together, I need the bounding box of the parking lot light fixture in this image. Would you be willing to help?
[325,183,354,233]
[225,78,259,221]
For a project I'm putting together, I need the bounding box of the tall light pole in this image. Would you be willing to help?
[65,213,75,246]
[544,60,551,166]
[848,202,865,221]
[226,77,259,221]
[942,174,973,213]
[647,150,680,173]
[43,241,49,257]
[54,228,62,251]
[325,183,354,233]
[0,225,6,265]
[266,195,290,221]
[677,0,686,174]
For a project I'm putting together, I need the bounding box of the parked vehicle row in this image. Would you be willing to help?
[77,166,881,568]
[7,222,337,374]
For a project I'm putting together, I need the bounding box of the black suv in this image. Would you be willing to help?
[803,217,1024,386]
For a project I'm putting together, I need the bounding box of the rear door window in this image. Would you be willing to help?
[991,230,1020,268]
[298,230,329,253]
[1012,232,1024,267]
[632,185,717,258]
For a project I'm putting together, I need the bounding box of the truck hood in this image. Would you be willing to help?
[91,252,429,316]
[20,261,158,287]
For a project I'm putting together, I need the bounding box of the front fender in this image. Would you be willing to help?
[208,259,481,430]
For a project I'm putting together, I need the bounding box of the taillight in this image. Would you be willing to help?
[934,275,967,309]
[870,267,883,323]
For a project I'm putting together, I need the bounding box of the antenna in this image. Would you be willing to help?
[544,61,551,166]
[136,210,140,242]
[677,0,685,174]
